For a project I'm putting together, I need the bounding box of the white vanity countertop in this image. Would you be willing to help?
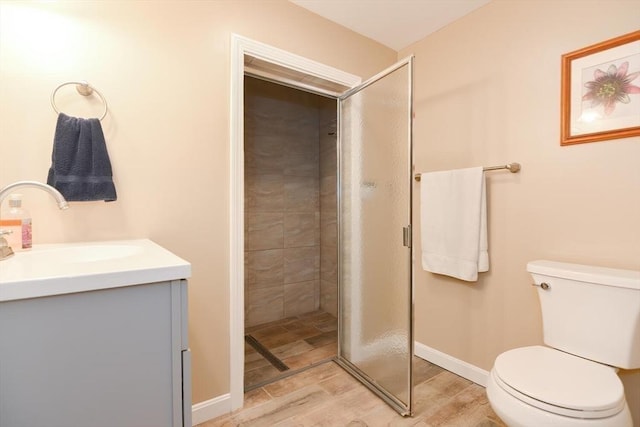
[0,239,191,302]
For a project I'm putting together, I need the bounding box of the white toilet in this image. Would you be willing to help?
[487,260,640,427]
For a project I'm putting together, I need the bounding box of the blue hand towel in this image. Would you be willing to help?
[47,113,117,202]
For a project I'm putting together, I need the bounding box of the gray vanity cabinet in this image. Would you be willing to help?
[0,279,191,427]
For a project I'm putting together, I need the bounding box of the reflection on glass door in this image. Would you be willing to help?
[337,57,413,416]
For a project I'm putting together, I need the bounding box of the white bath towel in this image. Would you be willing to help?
[420,167,488,281]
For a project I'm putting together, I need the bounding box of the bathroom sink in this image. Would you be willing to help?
[0,239,190,302]
[22,244,143,263]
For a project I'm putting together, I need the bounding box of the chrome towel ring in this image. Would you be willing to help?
[51,81,108,121]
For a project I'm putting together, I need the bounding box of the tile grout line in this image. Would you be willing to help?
[247,358,337,392]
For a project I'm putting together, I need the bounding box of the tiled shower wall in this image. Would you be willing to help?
[319,105,337,317]
[244,77,336,327]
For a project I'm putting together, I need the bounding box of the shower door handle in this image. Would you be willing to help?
[403,225,411,248]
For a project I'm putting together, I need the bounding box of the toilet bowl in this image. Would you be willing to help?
[486,346,632,427]
[486,260,640,427]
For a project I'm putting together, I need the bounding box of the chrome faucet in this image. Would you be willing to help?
[0,181,69,260]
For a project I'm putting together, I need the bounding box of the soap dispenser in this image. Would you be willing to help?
[0,193,32,251]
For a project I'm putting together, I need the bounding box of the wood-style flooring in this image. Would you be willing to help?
[200,356,506,426]
[244,311,338,390]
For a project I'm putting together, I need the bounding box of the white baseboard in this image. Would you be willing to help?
[414,341,489,387]
[191,393,231,426]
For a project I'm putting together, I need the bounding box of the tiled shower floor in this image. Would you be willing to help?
[244,310,337,390]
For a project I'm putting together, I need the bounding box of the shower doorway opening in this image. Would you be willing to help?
[243,75,338,391]
[230,36,358,411]
[230,35,414,417]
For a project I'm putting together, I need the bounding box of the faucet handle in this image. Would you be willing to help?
[0,229,13,236]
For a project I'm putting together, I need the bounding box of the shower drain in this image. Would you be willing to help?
[244,334,289,372]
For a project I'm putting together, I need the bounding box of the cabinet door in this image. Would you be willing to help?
[0,282,184,427]
[172,279,191,427]
[182,349,193,427]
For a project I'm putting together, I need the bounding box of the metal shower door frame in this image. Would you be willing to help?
[335,55,414,416]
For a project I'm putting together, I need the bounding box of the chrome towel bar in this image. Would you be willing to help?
[414,163,521,181]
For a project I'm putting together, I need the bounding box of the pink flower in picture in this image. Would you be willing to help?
[582,61,640,116]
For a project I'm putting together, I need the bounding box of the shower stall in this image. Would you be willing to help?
[243,76,338,389]
[239,49,414,415]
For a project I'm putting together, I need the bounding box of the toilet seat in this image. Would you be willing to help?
[493,346,626,419]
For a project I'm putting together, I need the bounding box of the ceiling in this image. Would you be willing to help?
[289,0,491,51]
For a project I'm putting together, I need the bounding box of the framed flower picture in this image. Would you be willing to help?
[561,30,640,146]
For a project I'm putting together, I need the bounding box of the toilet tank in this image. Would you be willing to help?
[527,260,640,370]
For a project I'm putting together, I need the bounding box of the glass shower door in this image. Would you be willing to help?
[337,57,413,416]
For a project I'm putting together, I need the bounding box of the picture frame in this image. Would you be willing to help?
[561,30,640,146]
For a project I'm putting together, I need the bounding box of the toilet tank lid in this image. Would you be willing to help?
[527,260,640,290]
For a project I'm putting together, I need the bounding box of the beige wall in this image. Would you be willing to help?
[0,0,396,404]
[400,0,640,423]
